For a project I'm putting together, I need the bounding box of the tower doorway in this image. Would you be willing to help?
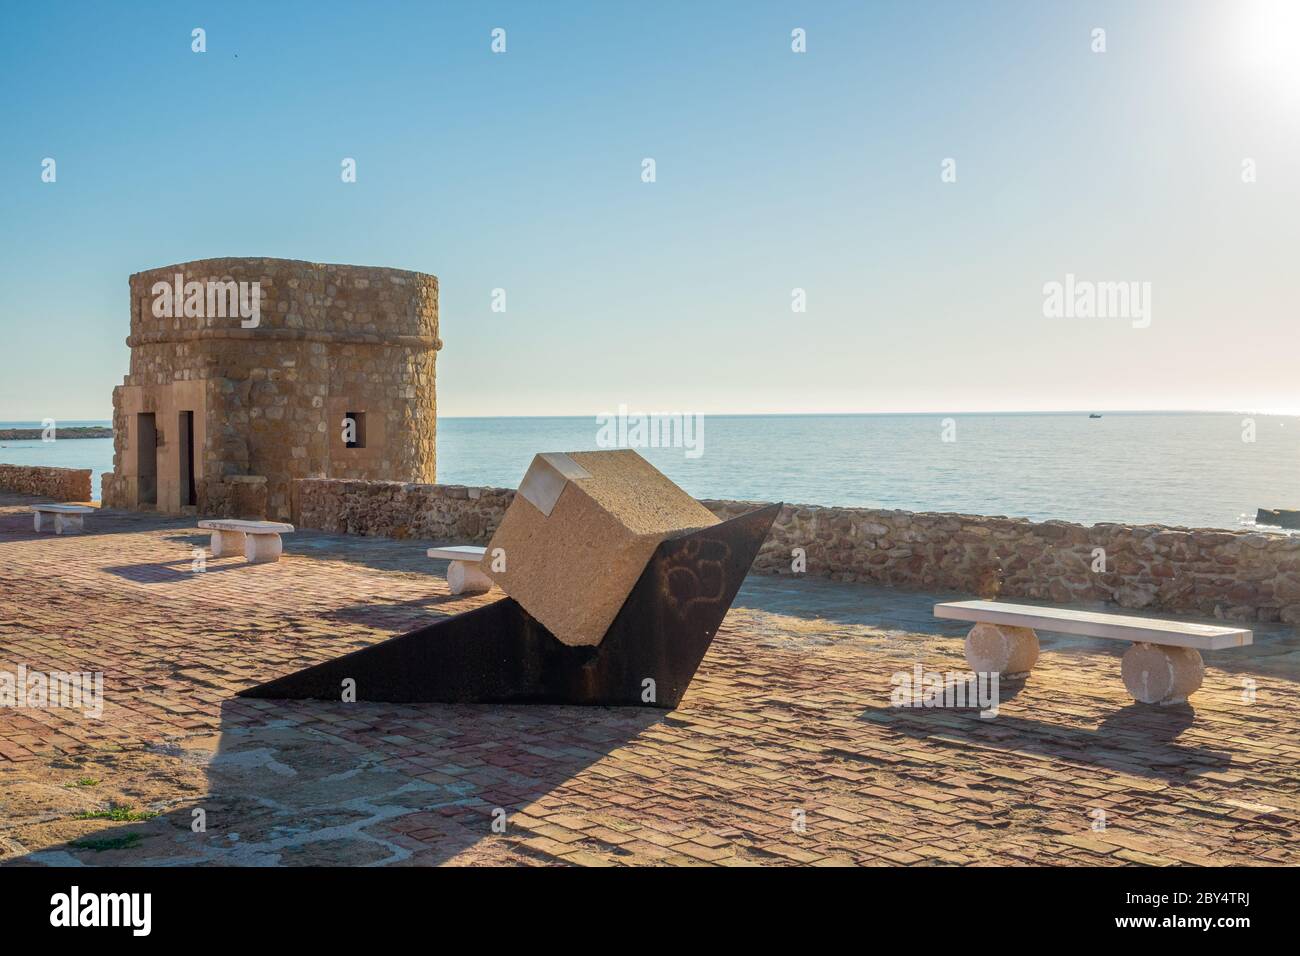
[136,413,158,506]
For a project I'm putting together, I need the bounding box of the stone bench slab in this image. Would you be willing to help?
[426,546,487,562]
[935,600,1252,651]
[198,519,295,534]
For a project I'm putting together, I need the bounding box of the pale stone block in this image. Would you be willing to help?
[447,560,493,595]
[210,529,246,558]
[53,514,84,534]
[486,450,719,647]
[1121,642,1204,705]
[244,533,283,564]
[964,622,1040,677]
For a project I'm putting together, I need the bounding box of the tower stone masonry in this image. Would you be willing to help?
[101,257,441,521]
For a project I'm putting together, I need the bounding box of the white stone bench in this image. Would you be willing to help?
[198,519,295,564]
[426,545,492,595]
[31,504,95,535]
[935,600,1253,705]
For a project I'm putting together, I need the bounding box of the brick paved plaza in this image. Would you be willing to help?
[1,492,1297,866]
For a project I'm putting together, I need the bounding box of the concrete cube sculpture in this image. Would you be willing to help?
[484,450,720,647]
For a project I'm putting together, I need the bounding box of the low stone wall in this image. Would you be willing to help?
[0,464,92,502]
[297,478,515,542]
[295,478,1300,624]
[706,501,1300,624]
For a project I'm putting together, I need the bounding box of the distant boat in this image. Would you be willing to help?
[1089,413,1103,419]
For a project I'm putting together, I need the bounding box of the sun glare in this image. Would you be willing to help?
[1237,0,1300,97]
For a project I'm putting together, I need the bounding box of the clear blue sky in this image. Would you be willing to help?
[2,0,1297,419]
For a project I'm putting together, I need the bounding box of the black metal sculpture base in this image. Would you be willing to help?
[239,503,781,707]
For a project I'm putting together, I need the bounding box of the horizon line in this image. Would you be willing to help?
[10,407,1298,423]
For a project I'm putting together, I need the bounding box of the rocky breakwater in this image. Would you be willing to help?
[0,426,111,440]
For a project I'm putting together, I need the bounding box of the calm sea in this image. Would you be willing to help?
[2,413,1296,531]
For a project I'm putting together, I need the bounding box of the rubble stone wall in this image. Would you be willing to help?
[0,465,92,502]
[297,478,1300,624]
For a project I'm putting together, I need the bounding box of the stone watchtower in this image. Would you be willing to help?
[101,257,441,522]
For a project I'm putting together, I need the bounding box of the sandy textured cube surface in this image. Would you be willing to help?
[485,449,719,646]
